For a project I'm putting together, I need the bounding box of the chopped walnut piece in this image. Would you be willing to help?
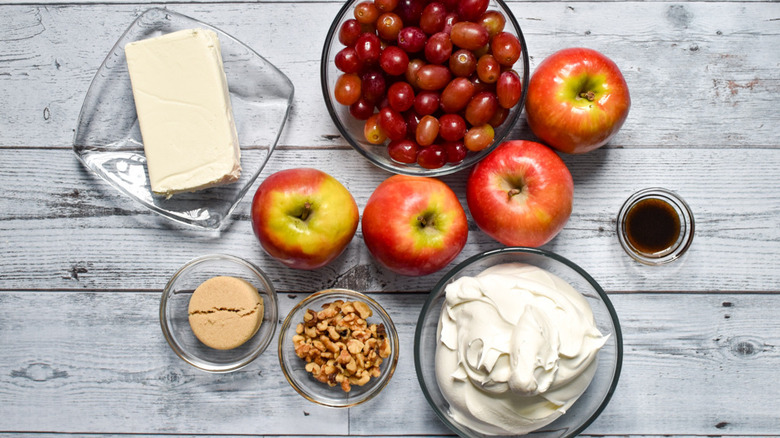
[354,301,372,319]
[304,309,318,327]
[347,338,364,354]
[291,298,391,393]
[337,349,352,365]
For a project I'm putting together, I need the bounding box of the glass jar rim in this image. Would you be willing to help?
[616,188,695,265]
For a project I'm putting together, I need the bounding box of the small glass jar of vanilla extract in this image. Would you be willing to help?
[617,188,694,265]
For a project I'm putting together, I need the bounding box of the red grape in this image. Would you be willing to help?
[463,124,494,151]
[443,140,467,163]
[350,98,376,120]
[364,114,388,144]
[335,47,363,73]
[387,81,415,112]
[471,76,496,94]
[457,0,489,21]
[441,0,459,12]
[388,139,420,163]
[440,77,475,113]
[398,26,427,53]
[442,12,459,34]
[396,0,426,26]
[375,0,399,13]
[479,10,505,38]
[404,110,421,137]
[354,1,380,24]
[491,32,522,66]
[355,32,382,64]
[405,58,425,87]
[339,19,363,46]
[496,70,522,109]
[449,49,476,77]
[360,21,377,34]
[380,46,410,76]
[465,91,499,125]
[476,54,500,83]
[416,64,452,90]
[361,69,387,101]
[335,73,362,105]
[378,106,407,140]
[425,32,453,64]
[417,144,447,168]
[414,90,440,115]
[376,95,390,109]
[416,115,440,146]
[488,106,509,127]
[439,113,467,141]
[450,22,490,51]
[376,12,403,41]
[420,2,447,35]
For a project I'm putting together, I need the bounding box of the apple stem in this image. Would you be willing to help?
[417,215,427,227]
[508,188,522,199]
[300,202,312,221]
[579,90,596,101]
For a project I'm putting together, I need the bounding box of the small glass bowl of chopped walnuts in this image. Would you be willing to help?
[278,288,399,407]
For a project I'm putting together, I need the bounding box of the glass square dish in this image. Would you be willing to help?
[73,8,294,229]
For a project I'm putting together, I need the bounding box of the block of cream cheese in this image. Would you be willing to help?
[125,28,241,196]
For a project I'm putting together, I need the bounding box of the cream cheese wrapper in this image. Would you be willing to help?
[435,263,609,436]
[124,28,241,197]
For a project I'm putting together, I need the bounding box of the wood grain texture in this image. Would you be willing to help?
[0,3,778,148]
[1,148,779,293]
[1,0,779,436]
[0,291,778,435]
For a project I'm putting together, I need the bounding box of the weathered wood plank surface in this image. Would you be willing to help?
[0,291,778,435]
[1,0,779,436]
[0,3,778,149]
[1,148,779,293]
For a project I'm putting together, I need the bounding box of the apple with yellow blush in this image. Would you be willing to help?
[251,168,359,270]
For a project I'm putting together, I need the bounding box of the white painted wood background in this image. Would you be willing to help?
[1,0,779,437]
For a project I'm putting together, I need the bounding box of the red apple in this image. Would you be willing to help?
[362,175,468,276]
[525,47,630,154]
[467,140,573,247]
[251,168,359,270]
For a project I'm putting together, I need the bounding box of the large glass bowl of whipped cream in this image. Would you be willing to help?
[414,247,622,437]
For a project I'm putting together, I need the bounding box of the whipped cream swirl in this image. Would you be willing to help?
[435,263,608,435]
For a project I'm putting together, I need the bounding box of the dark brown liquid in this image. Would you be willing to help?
[625,198,681,254]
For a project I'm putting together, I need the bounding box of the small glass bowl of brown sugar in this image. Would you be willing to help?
[617,188,695,265]
[160,254,279,372]
[278,289,399,407]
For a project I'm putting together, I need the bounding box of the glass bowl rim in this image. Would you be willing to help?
[278,288,400,408]
[159,253,279,373]
[413,246,623,437]
[319,0,530,177]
